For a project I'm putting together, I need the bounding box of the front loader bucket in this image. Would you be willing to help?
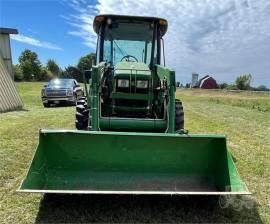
[19,130,249,195]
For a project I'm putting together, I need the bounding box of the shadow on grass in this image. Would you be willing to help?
[1,107,29,113]
[18,108,30,112]
[35,194,262,223]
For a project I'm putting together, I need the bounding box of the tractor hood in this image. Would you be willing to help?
[114,62,151,80]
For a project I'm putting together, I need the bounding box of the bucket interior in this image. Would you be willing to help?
[19,130,249,194]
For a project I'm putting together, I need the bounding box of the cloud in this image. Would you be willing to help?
[10,34,62,50]
[65,0,270,86]
[62,2,97,48]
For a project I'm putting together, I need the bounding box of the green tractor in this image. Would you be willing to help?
[75,15,183,133]
[19,15,249,195]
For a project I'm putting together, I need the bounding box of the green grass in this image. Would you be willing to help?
[0,83,269,223]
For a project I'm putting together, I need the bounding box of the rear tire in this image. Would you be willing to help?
[175,99,184,131]
[75,97,90,130]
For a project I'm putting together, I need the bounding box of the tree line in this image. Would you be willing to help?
[176,74,269,91]
[14,49,268,91]
[218,74,269,91]
[14,49,95,82]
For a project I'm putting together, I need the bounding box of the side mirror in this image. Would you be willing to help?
[43,85,47,88]
[75,84,80,87]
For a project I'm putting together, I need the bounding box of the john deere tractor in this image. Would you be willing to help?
[19,15,249,195]
[75,15,183,133]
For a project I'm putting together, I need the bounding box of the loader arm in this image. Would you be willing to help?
[155,65,176,133]
[89,62,105,131]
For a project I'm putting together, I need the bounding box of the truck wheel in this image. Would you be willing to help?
[43,102,50,108]
[75,97,89,130]
[175,99,184,131]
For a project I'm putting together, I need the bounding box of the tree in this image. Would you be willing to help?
[61,66,82,81]
[226,84,237,90]
[176,81,180,87]
[255,85,269,91]
[18,49,42,81]
[235,74,252,90]
[40,67,53,81]
[219,82,228,89]
[13,64,24,81]
[46,59,60,77]
[77,53,95,72]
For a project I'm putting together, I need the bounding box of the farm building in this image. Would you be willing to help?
[198,75,218,89]
[191,73,199,87]
[0,27,23,112]
[191,74,218,89]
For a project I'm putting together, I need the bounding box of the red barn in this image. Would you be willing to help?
[198,75,218,89]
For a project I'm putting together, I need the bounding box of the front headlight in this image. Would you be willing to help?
[136,80,148,89]
[67,89,74,96]
[118,79,129,88]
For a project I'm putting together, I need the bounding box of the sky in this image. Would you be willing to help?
[0,0,269,87]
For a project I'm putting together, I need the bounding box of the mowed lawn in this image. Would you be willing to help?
[0,82,269,223]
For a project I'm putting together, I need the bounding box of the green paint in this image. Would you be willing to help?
[115,62,151,78]
[155,65,176,132]
[112,92,151,100]
[90,64,103,131]
[19,130,248,193]
[99,118,166,131]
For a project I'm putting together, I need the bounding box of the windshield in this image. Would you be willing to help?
[103,21,156,66]
[48,79,73,88]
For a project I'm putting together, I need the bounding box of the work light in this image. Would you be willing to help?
[136,80,148,89]
[118,79,129,88]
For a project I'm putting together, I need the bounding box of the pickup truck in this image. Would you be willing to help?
[41,78,84,107]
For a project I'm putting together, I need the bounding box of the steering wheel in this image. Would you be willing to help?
[120,55,138,62]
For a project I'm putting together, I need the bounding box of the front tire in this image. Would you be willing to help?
[43,102,50,108]
[75,97,89,130]
[175,99,184,131]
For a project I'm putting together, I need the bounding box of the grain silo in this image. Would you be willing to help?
[191,73,199,87]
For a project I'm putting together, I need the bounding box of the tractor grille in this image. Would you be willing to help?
[116,87,148,94]
[46,89,67,97]
[115,99,148,107]
[114,99,149,117]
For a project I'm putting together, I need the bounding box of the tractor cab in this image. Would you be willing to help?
[93,15,168,118]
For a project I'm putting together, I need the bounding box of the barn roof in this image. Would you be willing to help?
[199,76,211,88]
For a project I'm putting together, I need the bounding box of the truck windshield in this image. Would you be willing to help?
[103,21,156,66]
[48,79,73,87]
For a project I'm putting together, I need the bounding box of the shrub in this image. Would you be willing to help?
[219,83,228,89]
[235,74,252,90]
[14,64,24,81]
[226,84,238,90]
[40,68,53,81]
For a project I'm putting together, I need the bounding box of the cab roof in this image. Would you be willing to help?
[93,14,168,37]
